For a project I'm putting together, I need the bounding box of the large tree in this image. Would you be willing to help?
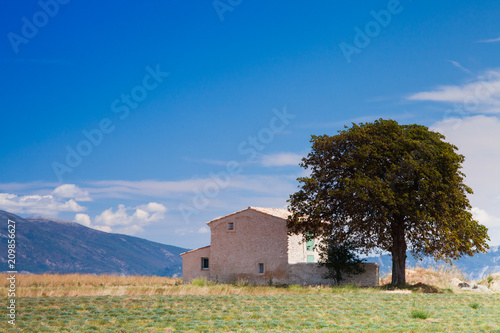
[287,119,489,285]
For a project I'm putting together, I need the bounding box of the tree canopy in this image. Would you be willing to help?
[287,119,489,285]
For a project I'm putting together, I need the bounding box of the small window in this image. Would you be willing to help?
[307,255,315,263]
[306,232,314,251]
[201,257,209,270]
[258,263,264,274]
[227,222,234,230]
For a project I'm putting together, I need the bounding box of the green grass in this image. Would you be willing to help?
[2,293,500,332]
[469,302,481,309]
[190,277,212,287]
[410,309,430,319]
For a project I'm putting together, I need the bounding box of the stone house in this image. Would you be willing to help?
[180,207,379,286]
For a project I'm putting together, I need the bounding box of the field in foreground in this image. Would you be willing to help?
[2,292,500,332]
[2,272,499,332]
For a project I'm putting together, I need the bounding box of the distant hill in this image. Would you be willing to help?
[0,210,188,277]
[365,246,500,281]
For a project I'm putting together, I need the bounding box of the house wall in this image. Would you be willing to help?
[288,233,322,264]
[288,262,379,287]
[209,210,290,284]
[180,246,211,283]
[180,208,379,287]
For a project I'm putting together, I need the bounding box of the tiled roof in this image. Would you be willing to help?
[249,207,292,220]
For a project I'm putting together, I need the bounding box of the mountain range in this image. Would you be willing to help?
[1,209,498,281]
[0,210,188,276]
[365,246,500,281]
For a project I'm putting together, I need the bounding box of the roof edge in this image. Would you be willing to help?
[180,245,210,256]
[206,206,291,226]
[206,207,254,225]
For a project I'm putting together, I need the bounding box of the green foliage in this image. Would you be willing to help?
[487,276,494,288]
[287,284,305,291]
[470,302,481,309]
[410,309,430,319]
[317,239,365,284]
[191,277,212,287]
[287,119,490,285]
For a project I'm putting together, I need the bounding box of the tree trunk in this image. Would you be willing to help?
[391,219,407,285]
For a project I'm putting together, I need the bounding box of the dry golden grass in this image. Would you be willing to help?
[380,265,467,289]
[0,273,178,288]
[1,267,474,298]
[0,273,371,297]
[0,273,181,297]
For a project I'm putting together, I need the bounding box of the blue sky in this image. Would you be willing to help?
[1,0,500,249]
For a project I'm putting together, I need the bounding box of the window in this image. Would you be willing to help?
[227,222,234,230]
[201,257,209,270]
[258,263,264,274]
[306,232,314,251]
[307,255,315,263]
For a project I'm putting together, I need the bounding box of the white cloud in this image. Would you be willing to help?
[260,153,303,167]
[471,208,500,247]
[197,226,210,234]
[0,184,90,217]
[72,202,168,236]
[75,213,91,227]
[431,115,500,245]
[139,202,167,213]
[0,174,301,242]
[74,213,112,233]
[85,174,299,201]
[477,37,500,43]
[431,115,500,185]
[407,70,500,114]
[86,179,226,199]
[93,225,112,233]
[447,60,472,74]
[0,193,86,216]
[52,184,92,201]
[0,181,59,192]
[472,207,500,228]
[73,202,167,235]
[95,202,167,227]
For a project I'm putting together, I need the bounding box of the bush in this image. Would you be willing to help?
[317,239,365,284]
[287,284,305,291]
[410,309,430,319]
[191,277,211,287]
[469,302,480,309]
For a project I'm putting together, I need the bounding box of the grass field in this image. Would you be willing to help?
[1,273,499,332]
[2,292,500,332]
